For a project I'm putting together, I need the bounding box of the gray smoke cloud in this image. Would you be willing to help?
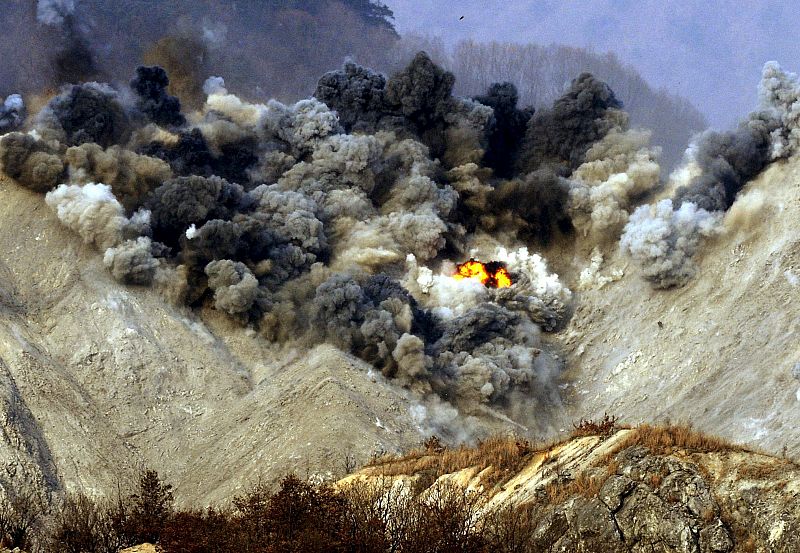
[0,95,25,133]
[64,143,172,211]
[0,132,64,192]
[620,199,721,288]
[1,54,666,438]
[622,61,798,288]
[103,236,160,285]
[205,259,260,316]
[517,73,625,174]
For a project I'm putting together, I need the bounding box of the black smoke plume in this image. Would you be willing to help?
[37,0,98,85]
[473,82,533,178]
[517,73,623,174]
[40,83,130,148]
[674,114,777,211]
[130,66,186,128]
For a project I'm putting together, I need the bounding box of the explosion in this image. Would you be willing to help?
[453,258,512,288]
[12,35,777,440]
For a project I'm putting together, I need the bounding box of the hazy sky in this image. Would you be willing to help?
[384,0,800,128]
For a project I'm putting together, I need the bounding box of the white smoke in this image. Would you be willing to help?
[620,199,722,288]
[494,246,572,306]
[759,61,800,159]
[577,248,623,291]
[45,182,127,250]
[36,0,75,26]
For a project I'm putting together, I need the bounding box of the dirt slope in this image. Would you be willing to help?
[558,157,800,455]
[0,179,430,505]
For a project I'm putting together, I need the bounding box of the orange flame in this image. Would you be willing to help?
[453,259,512,288]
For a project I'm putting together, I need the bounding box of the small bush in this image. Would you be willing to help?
[571,413,619,438]
[0,489,45,550]
[51,494,122,553]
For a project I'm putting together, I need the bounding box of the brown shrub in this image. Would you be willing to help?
[615,423,744,456]
[50,494,122,553]
[0,489,46,550]
[161,509,235,553]
[481,503,541,553]
[571,413,619,438]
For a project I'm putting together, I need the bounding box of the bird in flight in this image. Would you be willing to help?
[459,15,465,20]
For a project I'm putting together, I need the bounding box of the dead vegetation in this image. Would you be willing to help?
[365,435,538,489]
[571,413,619,438]
[12,419,795,551]
[610,423,748,457]
[544,471,607,504]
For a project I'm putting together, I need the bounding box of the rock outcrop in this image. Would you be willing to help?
[344,427,800,552]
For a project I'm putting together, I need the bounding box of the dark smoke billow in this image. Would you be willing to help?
[37,0,98,85]
[37,83,130,148]
[622,62,800,288]
[517,73,624,174]
[473,82,533,178]
[131,66,186,128]
[0,132,64,192]
[0,51,681,436]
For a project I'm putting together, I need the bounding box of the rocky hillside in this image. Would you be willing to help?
[345,425,800,552]
[551,156,800,456]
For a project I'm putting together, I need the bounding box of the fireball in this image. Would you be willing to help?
[453,258,512,288]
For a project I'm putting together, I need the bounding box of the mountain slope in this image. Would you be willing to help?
[558,157,800,455]
[0,178,431,504]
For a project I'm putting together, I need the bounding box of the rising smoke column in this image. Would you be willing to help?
[36,0,98,85]
[473,82,533,178]
[130,66,186,128]
[517,73,625,174]
[622,62,799,288]
[459,73,638,246]
[314,52,491,168]
[567,128,661,241]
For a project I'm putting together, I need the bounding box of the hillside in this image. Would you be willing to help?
[346,426,800,551]
[555,157,800,456]
[0,43,798,519]
[0,179,432,505]
[1,153,798,507]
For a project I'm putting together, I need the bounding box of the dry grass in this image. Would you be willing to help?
[735,458,796,481]
[607,423,747,458]
[366,415,629,490]
[365,436,540,489]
